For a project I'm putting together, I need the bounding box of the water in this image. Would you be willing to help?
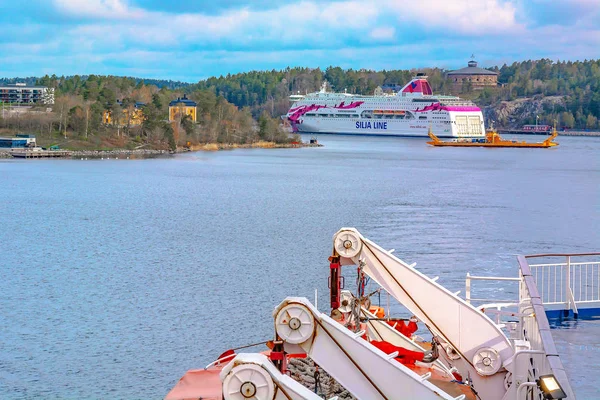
[1,134,598,399]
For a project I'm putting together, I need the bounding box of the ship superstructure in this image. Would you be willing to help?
[286,75,485,138]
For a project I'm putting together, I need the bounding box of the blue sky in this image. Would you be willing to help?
[1,0,599,82]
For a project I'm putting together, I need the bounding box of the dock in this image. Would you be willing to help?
[10,149,72,158]
[499,129,600,137]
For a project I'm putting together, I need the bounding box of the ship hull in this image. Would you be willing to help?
[286,76,485,138]
[426,130,559,147]
[427,142,557,148]
[295,118,455,138]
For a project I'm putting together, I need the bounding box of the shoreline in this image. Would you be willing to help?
[498,129,600,137]
[0,141,323,159]
[187,141,323,151]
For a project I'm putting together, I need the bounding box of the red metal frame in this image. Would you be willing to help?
[329,257,341,309]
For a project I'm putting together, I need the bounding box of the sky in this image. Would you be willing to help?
[1,0,599,82]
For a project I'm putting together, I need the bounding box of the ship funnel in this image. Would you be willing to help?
[400,77,433,96]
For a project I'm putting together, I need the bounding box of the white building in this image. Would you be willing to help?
[0,83,55,105]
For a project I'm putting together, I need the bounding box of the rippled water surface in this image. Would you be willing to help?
[1,134,599,399]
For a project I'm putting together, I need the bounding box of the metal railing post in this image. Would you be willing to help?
[565,256,571,311]
[516,382,538,399]
[512,350,545,398]
[466,273,471,304]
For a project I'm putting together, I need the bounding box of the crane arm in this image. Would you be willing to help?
[331,228,514,400]
[333,228,513,365]
[360,307,453,375]
[272,297,462,400]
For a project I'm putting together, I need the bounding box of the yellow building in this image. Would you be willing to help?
[103,101,145,126]
[169,94,197,122]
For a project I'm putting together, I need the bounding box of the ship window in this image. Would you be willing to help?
[306,113,316,116]
[419,116,427,120]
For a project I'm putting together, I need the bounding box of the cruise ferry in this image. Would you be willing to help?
[285,74,485,138]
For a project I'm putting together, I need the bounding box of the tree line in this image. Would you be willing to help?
[194,60,600,129]
[0,74,290,150]
[1,58,599,149]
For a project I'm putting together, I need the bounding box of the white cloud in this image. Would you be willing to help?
[318,1,379,28]
[370,27,395,40]
[54,0,382,47]
[385,0,521,34]
[54,0,146,19]
[5,0,592,81]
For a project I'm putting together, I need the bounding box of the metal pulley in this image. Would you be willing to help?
[333,229,362,258]
[473,347,502,376]
[338,290,354,313]
[222,363,275,400]
[275,303,315,344]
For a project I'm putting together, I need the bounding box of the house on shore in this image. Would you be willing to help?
[169,95,197,122]
[103,101,146,126]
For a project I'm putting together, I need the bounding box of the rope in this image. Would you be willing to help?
[313,365,323,397]
[353,261,367,332]
[231,340,269,351]
[365,287,382,298]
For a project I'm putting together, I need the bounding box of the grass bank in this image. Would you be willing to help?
[188,140,321,151]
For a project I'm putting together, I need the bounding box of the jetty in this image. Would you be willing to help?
[498,128,600,137]
[10,148,72,158]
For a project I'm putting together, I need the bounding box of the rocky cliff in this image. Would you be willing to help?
[483,96,565,128]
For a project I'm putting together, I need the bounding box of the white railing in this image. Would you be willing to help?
[466,254,600,315]
[465,256,576,398]
[516,255,575,399]
[464,254,596,399]
[529,254,600,314]
[465,273,520,305]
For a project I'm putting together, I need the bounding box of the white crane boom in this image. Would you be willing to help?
[272,297,464,400]
[332,228,514,399]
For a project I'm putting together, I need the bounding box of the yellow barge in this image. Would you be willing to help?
[428,127,559,148]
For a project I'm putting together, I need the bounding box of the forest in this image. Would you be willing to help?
[0,58,599,150]
[0,75,289,151]
[194,59,600,129]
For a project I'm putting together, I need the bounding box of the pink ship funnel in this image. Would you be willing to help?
[400,77,433,95]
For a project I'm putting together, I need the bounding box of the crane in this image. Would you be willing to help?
[330,228,516,400]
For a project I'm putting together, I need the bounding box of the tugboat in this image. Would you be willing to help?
[427,124,559,148]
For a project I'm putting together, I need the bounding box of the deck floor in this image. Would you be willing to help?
[551,318,600,398]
